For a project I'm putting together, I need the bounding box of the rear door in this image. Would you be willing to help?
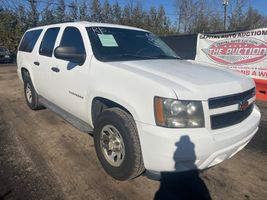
[36,27,60,99]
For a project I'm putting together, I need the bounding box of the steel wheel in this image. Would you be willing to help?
[100,125,125,167]
[94,108,144,180]
[23,74,43,110]
[25,83,32,104]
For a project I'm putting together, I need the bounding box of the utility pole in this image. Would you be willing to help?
[222,0,229,31]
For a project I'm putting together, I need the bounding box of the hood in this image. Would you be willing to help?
[107,59,255,100]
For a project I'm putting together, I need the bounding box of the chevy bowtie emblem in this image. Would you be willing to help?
[238,100,249,111]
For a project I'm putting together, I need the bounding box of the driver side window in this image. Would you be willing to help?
[59,27,86,54]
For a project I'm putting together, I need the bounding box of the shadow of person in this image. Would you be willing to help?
[154,136,211,200]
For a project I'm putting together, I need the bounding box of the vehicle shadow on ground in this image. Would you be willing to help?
[154,136,211,200]
[0,190,12,200]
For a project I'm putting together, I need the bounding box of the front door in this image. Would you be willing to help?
[50,26,90,121]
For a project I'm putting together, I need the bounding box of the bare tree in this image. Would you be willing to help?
[174,0,197,33]
[239,6,267,30]
[90,0,102,22]
[102,0,113,23]
[131,3,144,28]
[156,5,170,35]
[228,0,248,30]
[41,0,56,25]
[174,0,251,33]
[55,0,66,23]
[79,0,89,21]
[112,1,122,24]
[69,0,79,21]
[122,5,131,25]
[27,0,38,27]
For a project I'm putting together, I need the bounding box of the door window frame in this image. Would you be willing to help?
[39,27,60,57]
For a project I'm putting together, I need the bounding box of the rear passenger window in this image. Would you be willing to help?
[19,29,42,52]
[39,28,60,57]
[60,27,85,54]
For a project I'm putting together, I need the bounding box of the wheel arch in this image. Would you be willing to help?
[20,67,39,94]
[91,96,138,126]
[21,67,30,81]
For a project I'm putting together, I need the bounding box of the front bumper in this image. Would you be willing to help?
[136,105,260,172]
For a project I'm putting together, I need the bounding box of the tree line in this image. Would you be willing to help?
[0,0,267,53]
[0,0,174,52]
[175,0,267,34]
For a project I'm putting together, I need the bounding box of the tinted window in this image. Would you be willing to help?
[19,29,42,52]
[39,28,60,57]
[86,27,178,62]
[60,27,85,54]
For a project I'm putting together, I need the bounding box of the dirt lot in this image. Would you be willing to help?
[0,64,266,200]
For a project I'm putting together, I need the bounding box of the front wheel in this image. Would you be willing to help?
[93,108,144,180]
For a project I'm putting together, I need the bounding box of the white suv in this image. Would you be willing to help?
[17,22,261,180]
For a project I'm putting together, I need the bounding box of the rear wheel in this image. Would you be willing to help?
[93,108,144,180]
[23,75,43,110]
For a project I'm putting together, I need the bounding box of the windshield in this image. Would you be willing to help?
[86,27,179,62]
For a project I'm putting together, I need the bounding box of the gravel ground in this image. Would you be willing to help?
[0,64,266,200]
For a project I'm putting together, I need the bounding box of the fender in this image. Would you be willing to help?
[88,91,141,127]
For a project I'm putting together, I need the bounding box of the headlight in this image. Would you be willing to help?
[4,55,10,58]
[154,97,205,128]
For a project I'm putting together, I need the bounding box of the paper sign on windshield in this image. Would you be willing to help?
[98,34,118,47]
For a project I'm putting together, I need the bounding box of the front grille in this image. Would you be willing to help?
[209,88,255,109]
[211,104,254,129]
[209,88,255,129]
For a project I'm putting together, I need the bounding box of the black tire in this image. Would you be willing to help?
[93,108,145,180]
[23,75,43,110]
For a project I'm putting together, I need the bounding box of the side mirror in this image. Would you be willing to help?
[54,46,86,65]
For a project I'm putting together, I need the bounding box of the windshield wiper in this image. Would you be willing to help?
[103,54,180,62]
[154,55,181,60]
[113,54,157,60]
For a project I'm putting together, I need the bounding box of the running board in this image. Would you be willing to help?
[39,96,93,133]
